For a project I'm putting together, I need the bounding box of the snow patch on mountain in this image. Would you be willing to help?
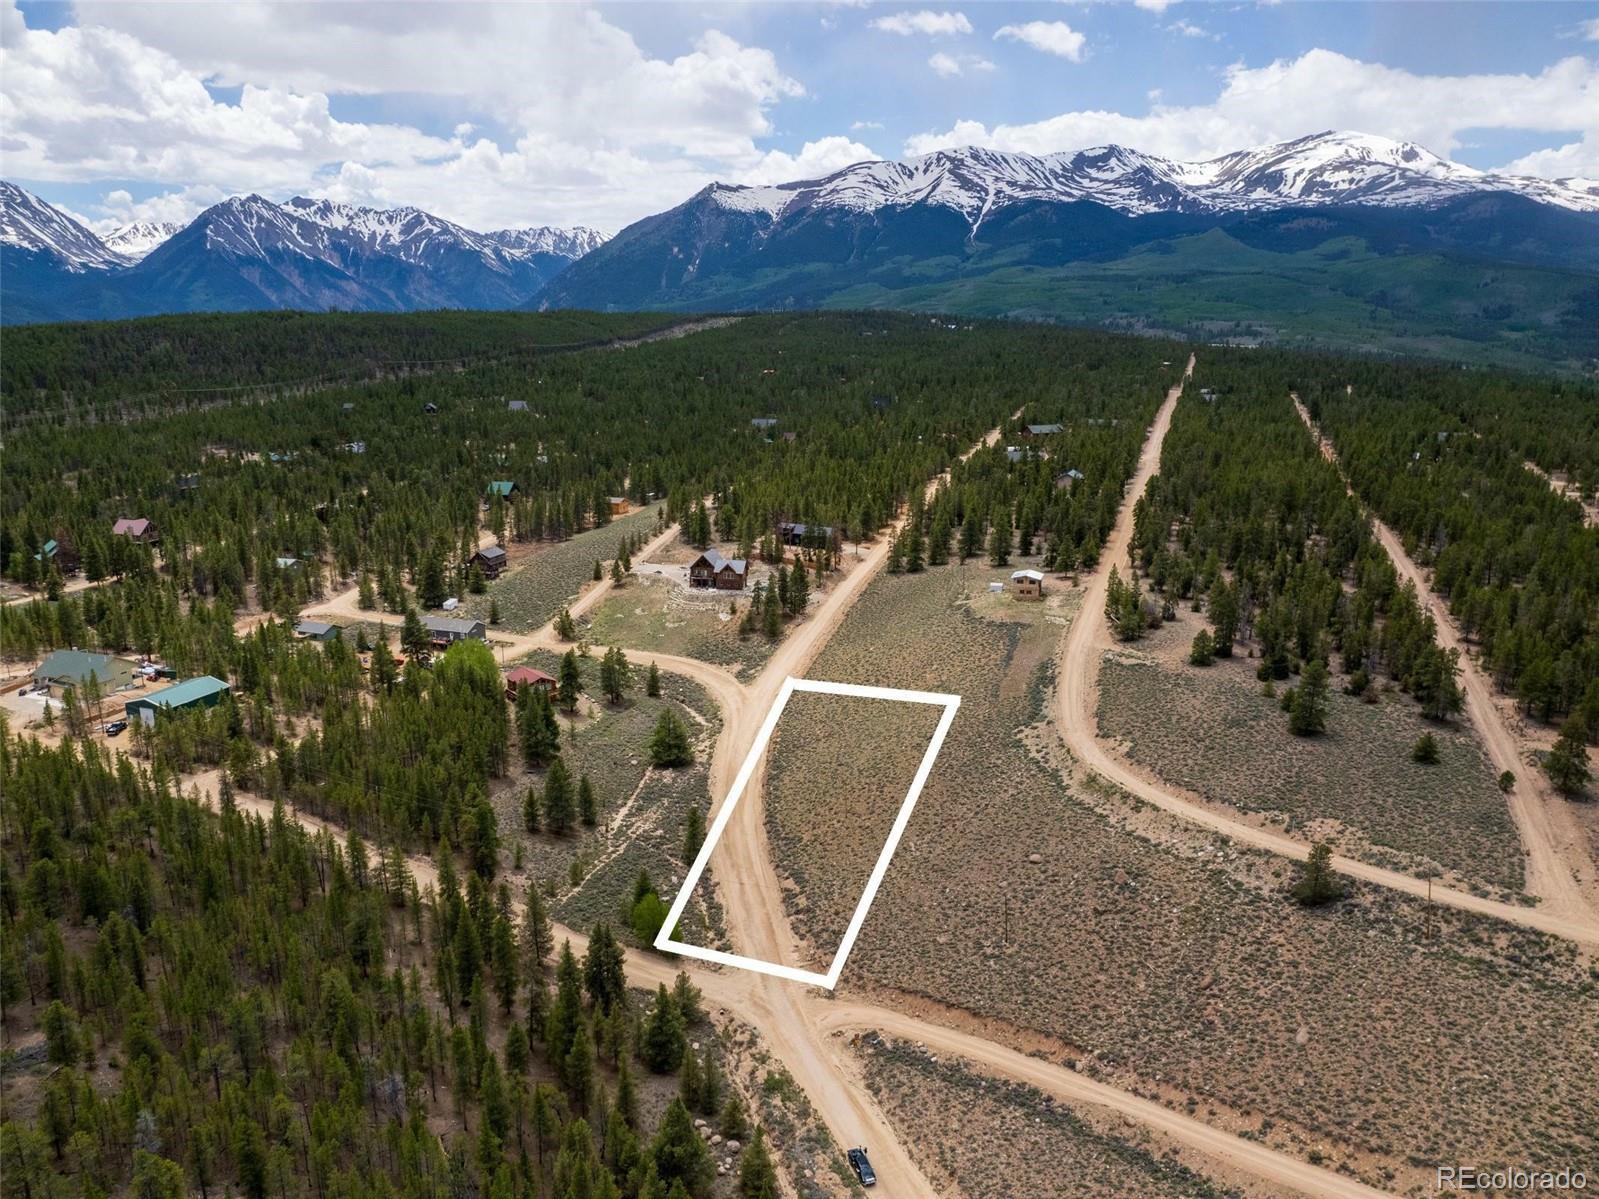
[104,221,181,260]
[485,226,607,259]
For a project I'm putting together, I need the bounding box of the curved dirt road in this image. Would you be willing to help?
[1291,396,1599,924]
[1052,363,1599,949]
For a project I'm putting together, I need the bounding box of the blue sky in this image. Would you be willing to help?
[4,0,1596,233]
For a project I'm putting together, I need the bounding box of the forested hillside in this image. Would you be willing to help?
[0,311,683,426]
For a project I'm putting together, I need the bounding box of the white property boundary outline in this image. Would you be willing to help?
[655,676,961,989]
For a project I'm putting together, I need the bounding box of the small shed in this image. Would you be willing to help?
[295,619,340,642]
[472,545,509,579]
[1054,468,1084,490]
[689,550,747,591]
[608,496,629,516]
[504,666,557,699]
[423,402,439,414]
[1011,569,1045,600]
[125,675,231,726]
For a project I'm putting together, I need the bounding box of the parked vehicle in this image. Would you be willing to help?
[104,720,128,737]
[847,1148,876,1187]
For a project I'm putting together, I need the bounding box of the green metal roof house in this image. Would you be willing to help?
[124,675,231,726]
[32,650,138,697]
[487,481,518,499]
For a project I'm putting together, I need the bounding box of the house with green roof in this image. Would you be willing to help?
[124,676,231,726]
[486,480,519,499]
[32,650,138,699]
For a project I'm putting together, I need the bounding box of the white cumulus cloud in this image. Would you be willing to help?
[0,0,814,230]
[869,10,973,36]
[903,49,1599,180]
[993,20,1087,62]
[736,136,878,183]
[929,52,993,77]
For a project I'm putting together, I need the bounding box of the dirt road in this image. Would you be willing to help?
[1292,396,1599,924]
[1050,363,1599,949]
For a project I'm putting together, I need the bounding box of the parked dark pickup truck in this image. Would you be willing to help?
[847,1147,876,1187]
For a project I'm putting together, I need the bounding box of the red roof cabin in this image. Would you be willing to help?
[505,666,557,700]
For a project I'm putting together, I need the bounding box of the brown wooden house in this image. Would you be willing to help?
[472,545,508,579]
[688,550,747,591]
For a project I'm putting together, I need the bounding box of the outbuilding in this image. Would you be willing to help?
[1020,423,1064,439]
[608,496,629,516]
[1011,569,1045,600]
[295,619,341,642]
[486,480,518,499]
[124,675,231,726]
[688,550,747,591]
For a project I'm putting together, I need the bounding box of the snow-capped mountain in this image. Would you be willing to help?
[0,181,128,271]
[486,225,607,260]
[103,220,182,260]
[0,182,606,322]
[699,132,1599,228]
[541,129,1599,316]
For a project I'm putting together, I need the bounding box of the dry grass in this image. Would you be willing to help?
[860,1035,1273,1199]
[795,561,1599,1192]
[584,572,775,680]
[762,691,946,971]
[1097,606,1524,894]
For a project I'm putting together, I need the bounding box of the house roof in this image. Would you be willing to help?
[423,615,484,635]
[505,666,556,686]
[1011,569,1046,582]
[487,481,517,497]
[295,620,338,637]
[34,649,131,685]
[693,549,747,575]
[751,417,778,428]
[138,675,231,708]
[779,522,834,538]
[113,518,152,536]
[475,545,508,562]
[1026,423,1064,435]
[508,400,529,411]
[275,556,300,569]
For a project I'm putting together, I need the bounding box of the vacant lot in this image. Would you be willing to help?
[761,690,947,971]
[860,1037,1280,1199]
[1098,606,1523,894]
[490,647,722,945]
[462,505,663,632]
[584,572,776,680]
[800,562,1599,1191]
